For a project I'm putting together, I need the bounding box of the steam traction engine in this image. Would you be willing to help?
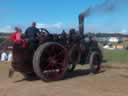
[11,13,103,82]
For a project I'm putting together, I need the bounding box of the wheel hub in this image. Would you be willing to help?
[48,57,56,65]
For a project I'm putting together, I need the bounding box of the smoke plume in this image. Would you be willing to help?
[80,0,116,17]
[80,0,128,17]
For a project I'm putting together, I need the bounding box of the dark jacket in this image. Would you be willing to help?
[25,26,40,41]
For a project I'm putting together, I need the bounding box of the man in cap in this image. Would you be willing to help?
[25,22,40,49]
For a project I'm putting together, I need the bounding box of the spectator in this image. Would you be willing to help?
[7,51,13,62]
[1,51,8,61]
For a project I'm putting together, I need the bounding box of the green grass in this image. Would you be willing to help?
[103,49,128,64]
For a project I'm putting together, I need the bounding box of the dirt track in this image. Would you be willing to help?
[0,63,128,96]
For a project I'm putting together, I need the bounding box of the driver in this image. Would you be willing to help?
[25,22,40,49]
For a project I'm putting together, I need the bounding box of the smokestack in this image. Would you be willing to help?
[79,14,84,36]
[79,8,91,36]
[78,0,115,36]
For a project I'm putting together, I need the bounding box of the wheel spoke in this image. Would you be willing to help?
[56,62,64,67]
[56,50,64,57]
[43,63,51,70]
[50,46,56,53]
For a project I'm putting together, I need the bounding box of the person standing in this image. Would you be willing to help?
[7,51,14,78]
[9,27,26,48]
[25,22,40,49]
[1,51,8,61]
[8,27,26,77]
[7,51,13,62]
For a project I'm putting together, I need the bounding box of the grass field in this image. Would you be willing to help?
[103,49,128,64]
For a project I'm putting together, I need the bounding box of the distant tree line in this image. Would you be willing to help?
[0,33,11,36]
[85,32,128,38]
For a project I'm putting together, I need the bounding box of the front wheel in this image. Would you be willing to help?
[89,52,102,74]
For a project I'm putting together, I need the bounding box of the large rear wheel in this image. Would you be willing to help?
[33,42,68,82]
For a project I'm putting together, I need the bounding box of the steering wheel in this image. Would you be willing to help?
[40,28,50,36]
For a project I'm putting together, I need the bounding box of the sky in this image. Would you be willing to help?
[0,0,128,33]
